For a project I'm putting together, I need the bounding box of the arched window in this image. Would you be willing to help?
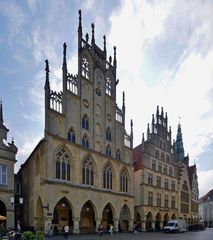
[56,160,60,179]
[106,77,112,96]
[82,135,89,148]
[55,147,71,181]
[116,149,121,160]
[103,163,112,189]
[106,127,111,141]
[68,128,76,143]
[62,161,66,180]
[106,145,111,157]
[82,114,89,130]
[81,57,90,79]
[82,156,94,186]
[120,168,128,192]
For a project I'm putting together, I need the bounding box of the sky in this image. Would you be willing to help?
[0,0,212,197]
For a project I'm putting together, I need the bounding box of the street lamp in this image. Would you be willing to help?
[10,196,23,205]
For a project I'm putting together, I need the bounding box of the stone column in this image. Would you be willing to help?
[129,219,134,232]
[73,217,80,234]
[141,220,146,231]
[151,221,155,231]
[113,218,119,232]
[96,218,102,232]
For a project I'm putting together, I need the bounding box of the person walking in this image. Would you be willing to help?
[64,224,69,239]
[109,224,113,236]
[98,222,103,236]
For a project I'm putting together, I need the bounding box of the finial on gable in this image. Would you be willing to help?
[113,46,117,68]
[0,99,3,124]
[103,35,106,56]
[91,23,95,44]
[45,59,50,89]
[78,9,82,36]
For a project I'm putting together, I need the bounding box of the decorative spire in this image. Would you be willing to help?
[152,114,154,133]
[45,59,50,89]
[147,123,150,139]
[0,99,3,124]
[130,119,133,148]
[122,91,125,108]
[122,91,126,125]
[78,9,82,37]
[91,23,95,44]
[161,106,164,117]
[142,133,144,143]
[85,33,89,42]
[103,35,106,57]
[113,46,117,69]
[175,123,185,161]
[109,56,112,64]
[156,105,159,123]
[63,42,67,69]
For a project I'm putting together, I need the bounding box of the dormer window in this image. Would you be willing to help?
[106,77,112,96]
[106,127,111,141]
[106,145,111,157]
[68,128,76,143]
[82,135,89,148]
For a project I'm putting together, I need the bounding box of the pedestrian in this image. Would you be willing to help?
[48,223,53,237]
[109,224,113,236]
[64,224,69,239]
[0,222,6,237]
[98,222,103,236]
[17,220,21,232]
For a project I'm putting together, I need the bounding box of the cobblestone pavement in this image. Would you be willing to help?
[46,228,213,240]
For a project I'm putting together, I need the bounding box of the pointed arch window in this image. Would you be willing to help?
[82,114,89,130]
[106,77,112,96]
[116,149,121,160]
[55,147,71,181]
[62,161,66,180]
[106,127,111,141]
[81,57,90,79]
[120,168,128,192]
[103,163,112,189]
[106,145,111,157]
[82,135,89,148]
[68,128,76,143]
[82,156,94,186]
[56,160,60,179]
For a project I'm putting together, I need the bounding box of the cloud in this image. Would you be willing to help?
[198,169,213,197]
[0,1,27,43]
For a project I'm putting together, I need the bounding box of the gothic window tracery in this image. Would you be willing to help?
[106,145,111,157]
[120,168,128,192]
[103,163,112,189]
[82,114,89,130]
[116,149,121,160]
[82,156,94,185]
[106,127,111,141]
[82,135,89,148]
[68,128,76,143]
[81,57,90,79]
[55,147,71,181]
[106,77,112,96]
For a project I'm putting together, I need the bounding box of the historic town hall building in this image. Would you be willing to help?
[18,10,134,233]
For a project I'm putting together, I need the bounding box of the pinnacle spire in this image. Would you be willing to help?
[78,9,82,37]
[103,35,106,56]
[113,46,117,69]
[63,42,67,71]
[91,23,95,44]
[45,59,50,90]
[0,99,3,124]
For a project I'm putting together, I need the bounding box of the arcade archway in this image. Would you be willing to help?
[102,203,114,231]
[119,205,130,232]
[80,201,96,233]
[163,213,169,227]
[155,212,161,231]
[146,212,153,231]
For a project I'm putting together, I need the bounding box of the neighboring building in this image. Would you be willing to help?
[0,100,18,229]
[175,124,192,223]
[199,189,213,228]
[18,10,134,233]
[133,106,179,231]
[188,164,199,224]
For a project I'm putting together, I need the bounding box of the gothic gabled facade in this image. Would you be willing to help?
[18,10,134,233]
[133,106,179,231]
[0,100,18,229]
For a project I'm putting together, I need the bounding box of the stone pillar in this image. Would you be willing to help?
[96,218,102,232]
[129,219,134,232]
[73,218,80,234]
[160,221,163,230]
[141,220,146,231]
[113,218,119,232]
[151,221,155,231]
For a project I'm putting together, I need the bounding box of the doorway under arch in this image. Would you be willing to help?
[163,213,169,227]
[146,212,153,231]
[102,203,114,231]
[52,197,73,233]
[119,205,130,232]
[80,201,96,233]
[155,212,161,231]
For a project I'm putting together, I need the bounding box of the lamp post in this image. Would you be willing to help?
[10,196,24,230]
